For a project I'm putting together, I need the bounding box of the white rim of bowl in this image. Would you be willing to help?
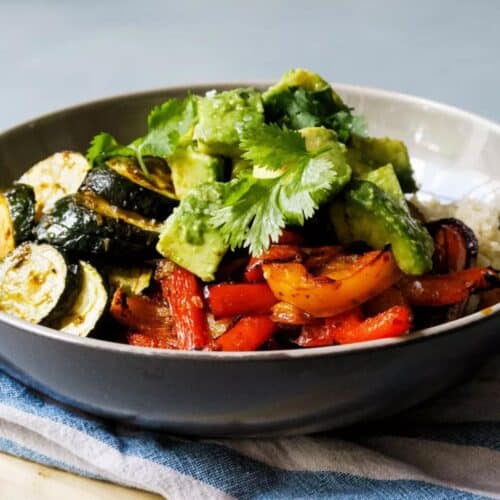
[0,82,499,360]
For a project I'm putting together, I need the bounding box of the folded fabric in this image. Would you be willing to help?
[1,354,500,499]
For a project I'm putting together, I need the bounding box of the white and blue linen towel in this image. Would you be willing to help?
[1,353,500,499]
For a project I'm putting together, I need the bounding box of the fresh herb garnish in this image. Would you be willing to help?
[86,95,197,176]
[263,86,366,142]
[211,124,349,255]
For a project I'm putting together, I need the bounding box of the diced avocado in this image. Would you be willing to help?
[193,89,264,157]
[362,164,405,206]
[156,183,228,281]
[300,126,339,151]
[168,145,224,199]
[348,135,417,193]
[329,199,353,243]
[263,69,347,112]
[342,180,434,275]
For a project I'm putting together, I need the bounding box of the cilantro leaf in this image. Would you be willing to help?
[211,124,351,255]
[263,86,365,143]
[86,132,136,166]
[240,123,306,170]
[135,95,197,170]
[86,95,197,176]
[211,177,285,255]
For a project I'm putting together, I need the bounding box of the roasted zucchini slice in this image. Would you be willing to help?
[106,157,176,200]
[18,151,90,218]
[0,243,81,324]
[80,164,177,220]
[0,184,36,259]
[104,265,153,295]
[35,194,160,257]
[0,195,16,259]
[49,261,108,337]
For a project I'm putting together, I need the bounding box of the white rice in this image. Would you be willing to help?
[409,194,500,269]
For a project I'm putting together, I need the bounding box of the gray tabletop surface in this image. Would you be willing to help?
[1,0,499,132]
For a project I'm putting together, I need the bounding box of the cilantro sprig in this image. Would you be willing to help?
[211,124,350,255]
[87,95,197,176]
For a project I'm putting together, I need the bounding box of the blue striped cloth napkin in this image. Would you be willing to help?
[1,353,500,499]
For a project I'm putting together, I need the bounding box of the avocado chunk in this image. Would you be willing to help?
[156,183,228,281]
[330,164,406,244]
[338,180,434,275]
[348,135,417,193]
[362,163,406,207]
[168,145,224,199]
[262,69,364,142]
[263,68,347,114]
[193,89,264,157]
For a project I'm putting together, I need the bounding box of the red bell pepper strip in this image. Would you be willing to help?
[271,301,317,326]
[400,267,499,307]
[126,328,177,349]
[110,289,171,329]
[334,306,412,345]
[295,308,363,347]
[363,286,408,317]
[216,315,278,351]
[296,305,411,347]
[277,229,304,245]
[163,265,209,350]
[208,282,278,318]
[244,245,302,283]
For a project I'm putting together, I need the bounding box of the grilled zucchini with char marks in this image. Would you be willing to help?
[35,193,160,257]
[0,184,36,259]
[18,151,90,218]
[0,243,81,324]
[49,261,108,337]
[80,160,177,219]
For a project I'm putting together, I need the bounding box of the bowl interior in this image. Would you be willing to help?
[0,83,499,356]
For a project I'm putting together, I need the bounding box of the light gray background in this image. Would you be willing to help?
[1,0,499,131]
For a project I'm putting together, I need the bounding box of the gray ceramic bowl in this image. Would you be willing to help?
[0,84,499,437]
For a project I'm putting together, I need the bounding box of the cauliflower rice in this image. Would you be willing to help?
[410,194,500,269]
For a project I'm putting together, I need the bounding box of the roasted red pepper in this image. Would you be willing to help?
[334,306,412,345]
[400,267,499,307]
[244,245,302,283]
[216,315,278,351]
[271,301,316,326]
[126,328,177,349]
[277,229,304,246]
[163,265,209,350]
[208,282,278,318]
[295,308,363,347]
[296,305,411,347]
[363,286,408,317]
[110,289,171,329]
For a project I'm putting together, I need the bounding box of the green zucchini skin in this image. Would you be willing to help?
[80,165,177,220]
[5,183,36,243]
[43,260,82,323]
[48,261,109,337]
[35,195,158,257]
